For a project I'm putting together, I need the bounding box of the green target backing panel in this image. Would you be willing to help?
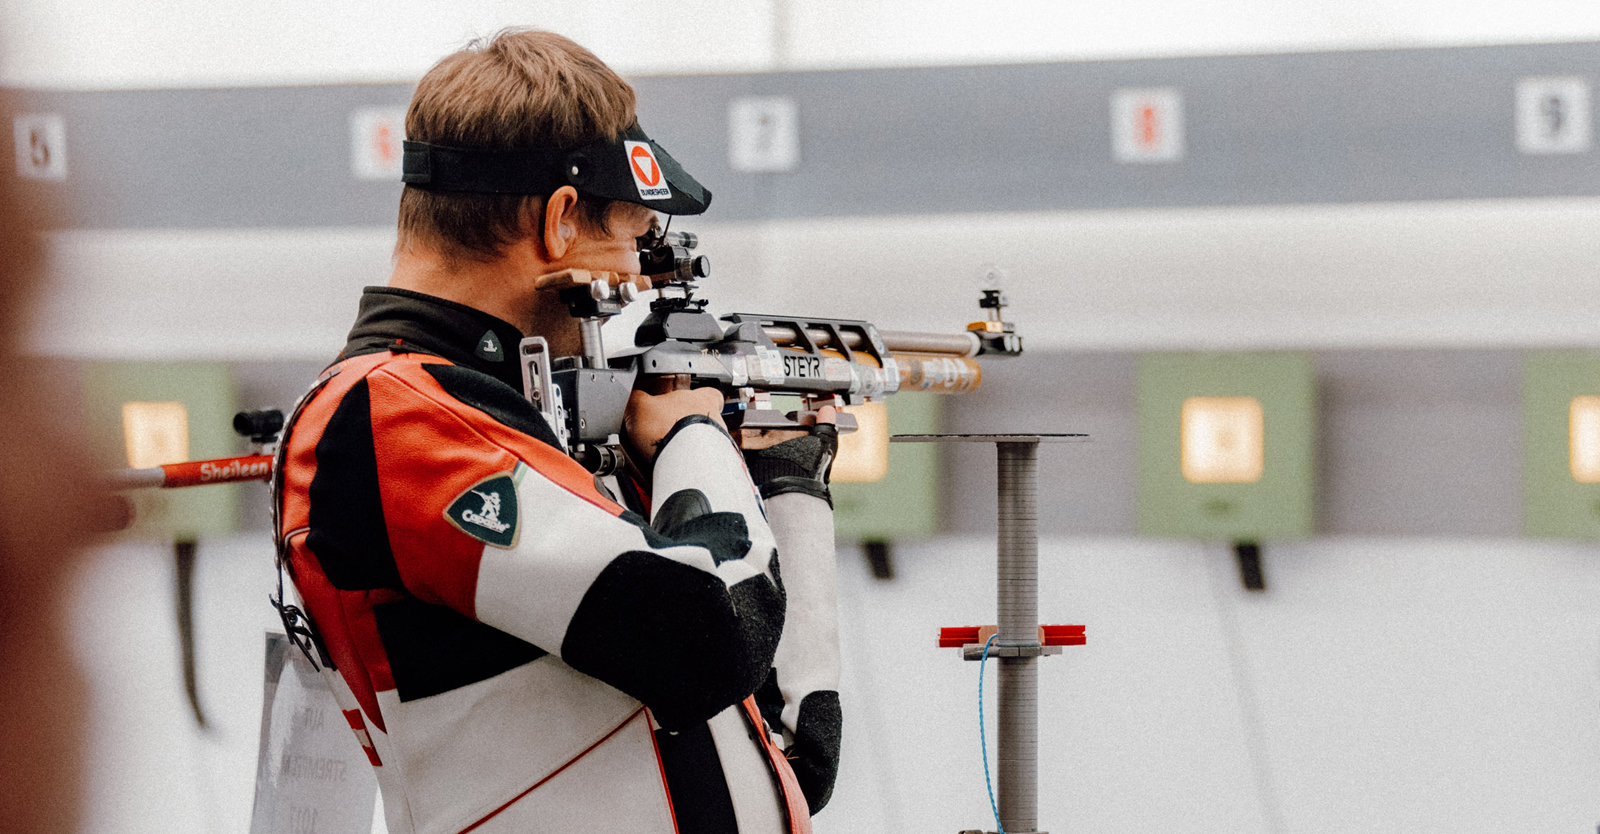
[1523,351,1600,539]
[1137,352,1316,540]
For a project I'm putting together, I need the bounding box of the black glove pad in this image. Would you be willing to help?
[743,424,838,503]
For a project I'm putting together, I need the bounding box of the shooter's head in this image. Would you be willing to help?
[397,29,710,266]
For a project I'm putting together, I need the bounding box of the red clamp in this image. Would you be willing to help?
[939,624,1085,647]
[939,624,1085,660]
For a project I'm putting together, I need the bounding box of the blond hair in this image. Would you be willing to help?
[397,29,638,262]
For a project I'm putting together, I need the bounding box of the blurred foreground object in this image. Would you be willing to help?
[0,94,126,834]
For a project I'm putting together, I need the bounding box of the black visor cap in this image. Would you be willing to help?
[402,122,711,216]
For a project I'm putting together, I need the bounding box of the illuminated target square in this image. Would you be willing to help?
[122,401,190,469]
[1569,396,1600,483]
[832,401,889,484]
[1181,396,1265,484]
[831,394,942,544]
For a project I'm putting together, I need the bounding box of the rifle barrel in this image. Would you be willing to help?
[879,330,980,357]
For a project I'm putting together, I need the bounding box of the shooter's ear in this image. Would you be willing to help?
[543,185,581,259]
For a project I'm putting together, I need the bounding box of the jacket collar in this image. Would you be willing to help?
[342,287,527,390]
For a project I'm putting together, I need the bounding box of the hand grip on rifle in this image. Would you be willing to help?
[620,384,726,471]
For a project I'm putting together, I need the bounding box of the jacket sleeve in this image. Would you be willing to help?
[745,430,843,814]
[366,360,785,729]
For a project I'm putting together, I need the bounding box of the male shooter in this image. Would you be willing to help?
[273,29,841,834]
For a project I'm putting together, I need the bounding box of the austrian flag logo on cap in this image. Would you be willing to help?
[624,140,672,201]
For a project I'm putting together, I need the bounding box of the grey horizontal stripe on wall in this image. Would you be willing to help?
[6,40,1600,229]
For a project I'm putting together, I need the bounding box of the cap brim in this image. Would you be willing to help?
[402,122,712,215]
[560,125,711,215]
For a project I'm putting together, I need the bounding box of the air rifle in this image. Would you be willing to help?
[525,229,1022,474]
[110,230,1022,486]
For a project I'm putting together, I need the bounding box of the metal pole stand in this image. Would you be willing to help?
[900,433,1088,834]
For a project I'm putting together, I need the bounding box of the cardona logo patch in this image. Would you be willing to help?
[445,471,520,548]
[624,140,672,201]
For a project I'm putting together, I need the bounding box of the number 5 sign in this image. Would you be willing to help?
[13,113,67,180]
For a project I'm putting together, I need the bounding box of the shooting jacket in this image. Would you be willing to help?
[274,288,842,834]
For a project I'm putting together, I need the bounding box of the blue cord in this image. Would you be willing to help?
[979,634,1006,834]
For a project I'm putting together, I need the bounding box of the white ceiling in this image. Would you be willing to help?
[3,0,1600,89]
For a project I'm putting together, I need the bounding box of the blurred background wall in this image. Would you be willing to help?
[10,3,1600,833]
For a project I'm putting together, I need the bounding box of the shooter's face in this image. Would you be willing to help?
[562,204,659,277]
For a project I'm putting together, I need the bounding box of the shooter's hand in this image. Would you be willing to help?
[741,405,839,496]
[622,384,727,469]
[738,404,837,450]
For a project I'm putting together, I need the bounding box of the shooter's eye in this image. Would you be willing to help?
[635,216,666,251]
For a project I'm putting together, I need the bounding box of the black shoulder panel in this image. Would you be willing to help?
[421,362,563,449]
[653,721,739,834]
[561,550,784,730]
[790,690,843,813]
[306,378,403,591]
[373,597,548,702]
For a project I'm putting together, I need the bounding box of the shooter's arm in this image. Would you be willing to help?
[742,420,842,813]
